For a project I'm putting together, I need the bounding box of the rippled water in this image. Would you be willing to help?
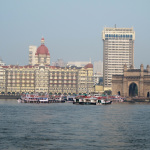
[0,100,150,150]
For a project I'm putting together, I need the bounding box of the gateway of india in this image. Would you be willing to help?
[0,38,94,95]
[112,64,150,98]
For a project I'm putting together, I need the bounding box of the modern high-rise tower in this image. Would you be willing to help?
[102,27,135,90]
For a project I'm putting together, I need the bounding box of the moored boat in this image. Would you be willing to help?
[73,96,112,105]
[54,95,66,103]
[38,97,49,103]
[110,95,124,102]
[17,98,23,103]
[65,96,75,103]
[20,94,49,103]
[96,99,112,105]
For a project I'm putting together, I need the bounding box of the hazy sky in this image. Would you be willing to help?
[0,0,150,68]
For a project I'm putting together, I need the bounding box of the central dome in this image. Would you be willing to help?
[35,38,50,55]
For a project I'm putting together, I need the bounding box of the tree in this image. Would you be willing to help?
[104,90,112,95]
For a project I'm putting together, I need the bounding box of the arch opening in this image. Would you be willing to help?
[129,83,138,97]
[147,92,150,98]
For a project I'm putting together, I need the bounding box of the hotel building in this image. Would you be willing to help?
[102,27,135,90]
[0,38,94,95]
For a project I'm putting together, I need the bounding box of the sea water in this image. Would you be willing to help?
[0,100,150,150]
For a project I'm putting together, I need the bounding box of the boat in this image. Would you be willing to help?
[20,94,49,103]
[73,95,112,105]
[38,97,49,103]
[53,95,66,103]
[110,95,124,102]
[18,94,67,104]
[17,98,23,103]
[96,99,112,105]
[24,97,39,103]
[65,96,75,103]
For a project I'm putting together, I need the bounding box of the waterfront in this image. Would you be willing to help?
[0,100,150,150]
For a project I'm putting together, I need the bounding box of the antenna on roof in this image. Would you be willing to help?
[115,24,116,28]
[89,58,91,63]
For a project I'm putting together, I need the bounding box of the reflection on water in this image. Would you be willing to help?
[0,100,150,150]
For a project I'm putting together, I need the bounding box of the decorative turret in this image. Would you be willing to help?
[146,65,150,73]
[140,64,144,72]
[124,64,127,72]
[130,65,134,69]
[41,37,45,45]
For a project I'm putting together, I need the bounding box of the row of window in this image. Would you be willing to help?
[105,34,132,38]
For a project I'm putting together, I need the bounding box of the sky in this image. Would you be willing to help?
[0,0,150,68]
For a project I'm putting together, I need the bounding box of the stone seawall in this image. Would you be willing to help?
[0,95,20,99]
[125,97,150,103]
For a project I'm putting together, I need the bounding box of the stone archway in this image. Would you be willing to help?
[129,83,138,97]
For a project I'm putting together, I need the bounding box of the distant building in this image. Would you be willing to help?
[93,61,103,86]
[0,58,5,66]
[29,46,37,65]
[102,27,135,90]
[93,73,103,85]
[94,61,103,75]
[67,61,89,67]
[94,85,104,94]
[52,59,67,67]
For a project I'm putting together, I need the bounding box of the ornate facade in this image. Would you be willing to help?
[0,38,94,95]
[112,64,150,97]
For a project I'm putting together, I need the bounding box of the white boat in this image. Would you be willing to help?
[54,95,66,103]
[96,99,112,105]
[73,96,98,105]
[21,94,49,103]
[17,99,23,103]
[39,98,49,103]
[66,96,75,103]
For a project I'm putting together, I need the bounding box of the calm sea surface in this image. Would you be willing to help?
[0,100,150,150]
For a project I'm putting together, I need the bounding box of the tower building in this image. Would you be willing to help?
[102,27,135,90]
[29,46,37,65]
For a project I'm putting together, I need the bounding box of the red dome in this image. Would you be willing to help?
[35,38,50,55]
[35,45,50,55]
[84,63,93,69]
